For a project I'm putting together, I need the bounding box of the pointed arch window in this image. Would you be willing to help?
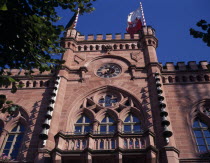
[123,114,141,133]
[74,115,92,134]
[0,124,25,160]
[99,116,116,134]
[193,118,210,152]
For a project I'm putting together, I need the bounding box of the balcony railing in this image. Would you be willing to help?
[59,130,144,136]
[57,130,147,151]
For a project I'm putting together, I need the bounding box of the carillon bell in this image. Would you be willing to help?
[156,81,162,87]
[160,109,168,117]
[163,126,173,137]
[158,95,164,101]
[42,119,50,129]
[45,110,53,119]
[39,128,48,140]
[161,116,170,126]
[157,87,163,94]
[159,101,166,108]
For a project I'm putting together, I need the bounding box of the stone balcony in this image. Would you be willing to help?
[54,130,154,152]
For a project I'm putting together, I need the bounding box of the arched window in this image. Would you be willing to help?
[74,115,92,134]
[193,118,210,152]
[123,114,141,133]
[0,124,25,160]
[168,76,173,83]
[99,116,116,134]
[40,81,44,87]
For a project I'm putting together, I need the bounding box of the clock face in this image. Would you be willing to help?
[96,63,121,78]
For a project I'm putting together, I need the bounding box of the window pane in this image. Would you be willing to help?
[135,140,139,148]
[84,126,91,133]
[14,141,22,149]
[75,126,82,133]
[85,117,91,123]
[198,146,207,152]
[133,116,140,123]
[204,130,210,137]
[124,116,131,122]
[100,141,104,149]
[111,140,115,149]
[108,117,114,123]
[76,117,83,123]
[206,138,210,145]
[196,138,205,145]
[109,125,115,132]
[200,121,208,127]
[7,135,15,141]
[11,126,18,132]
[10,150,19,159]
[3,150,9,155]
[16,134,23,141]
[5,142,12,149]
[133,125,141,132]
[100,126,106,132]
[193,120,200,128]
[194,130,202,137]
[102,117,106,123]
[124,125,131,132]
[105,95,112,107]
[19,125,25,132]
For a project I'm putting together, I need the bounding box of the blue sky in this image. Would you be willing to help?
[57,0,210,64]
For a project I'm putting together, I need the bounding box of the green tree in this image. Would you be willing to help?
[0,0,95,92]
[190,20,210,47]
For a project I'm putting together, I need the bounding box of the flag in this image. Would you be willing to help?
[126,7,143,38]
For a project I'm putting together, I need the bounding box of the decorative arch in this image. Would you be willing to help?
[65,85,148,133]
[95,108,118,123]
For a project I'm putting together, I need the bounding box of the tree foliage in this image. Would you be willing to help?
[0,0,95,92]
[190,20,210,47]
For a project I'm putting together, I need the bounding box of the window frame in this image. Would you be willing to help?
[99,116,116,134]
[74,115,92,134]
[0,124,25,160]
[123,114,141,133]
[193,118,210,153]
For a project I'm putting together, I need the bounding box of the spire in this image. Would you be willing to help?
[140,2,146,26]
[65,8,80,30]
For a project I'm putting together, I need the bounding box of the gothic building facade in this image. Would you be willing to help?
[0,26,210,163]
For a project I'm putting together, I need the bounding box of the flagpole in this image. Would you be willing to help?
[140,2,146,26]
[73,8,80,29]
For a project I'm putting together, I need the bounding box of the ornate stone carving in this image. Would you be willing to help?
[102,44,113,54]
[130,52,142,62]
